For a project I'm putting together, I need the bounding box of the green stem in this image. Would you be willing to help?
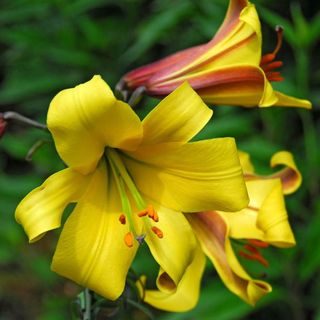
[83,289,92,320]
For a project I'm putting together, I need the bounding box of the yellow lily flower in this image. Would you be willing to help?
[15,76,248,307]
[138,151,300,308]
[122,0,311,109]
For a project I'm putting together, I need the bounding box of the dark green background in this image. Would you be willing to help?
[0,0,319,319]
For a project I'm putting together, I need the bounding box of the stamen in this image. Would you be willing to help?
[239,250,269,267]
[147,205,159,222]
[137,209,148,217]
[124,232,134,247]
[265,72,284,82]
[137,204,159,222]
[151,226,164,238]
[261,61,283,72]
[238,239,270,267]
[260,25,284,83]
[248,239,269,248]
[119,214,126,225]
[260,53,275,65]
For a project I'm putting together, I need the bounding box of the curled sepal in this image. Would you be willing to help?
[136,246,205,312]
[185,212,272,305]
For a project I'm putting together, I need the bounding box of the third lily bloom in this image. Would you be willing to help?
[122,0,311,109]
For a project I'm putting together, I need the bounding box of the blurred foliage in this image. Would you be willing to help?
[0,0,319,319]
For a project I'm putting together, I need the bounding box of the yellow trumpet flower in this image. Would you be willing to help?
[15,76,248,308]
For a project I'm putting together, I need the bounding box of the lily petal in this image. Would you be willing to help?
[244,151,302,195]
[15,168,91,242]
[273,91,312,109]
[137,246,205,312]
[51,161,138,300]
[270,151,302,194]
[144,202,197,291]
[221,179,296,247]
[140,82,212,148]
[152,65,277,107]
[123,139,248,212]
[238,150,254,172]
[48,75,142,174]
[186,211,271,305]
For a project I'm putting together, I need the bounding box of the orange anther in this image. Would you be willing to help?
[138,210,148,217]
[248,239,269,248]
[260,53,275,65]
[147,204,155,218]
[239,250,269,268]
[152,210,159,222]
[124,232,134,247]
[244,244,259,254]
[147,205,159,222]
[151,226,163,238]
[119,214,126,225]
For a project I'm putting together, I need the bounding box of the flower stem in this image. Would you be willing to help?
[82,289,92,320]
[2,111,47,130]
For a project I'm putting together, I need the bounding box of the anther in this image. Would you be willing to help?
[137,209,148,217]
[248,239,269,248]
[239,250,269,267]
[147,205,159,222]
[124,232,134,247]
[119,214,126,225]
[151,226,163,238]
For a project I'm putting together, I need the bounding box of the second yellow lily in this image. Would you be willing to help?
[138,151,301,309]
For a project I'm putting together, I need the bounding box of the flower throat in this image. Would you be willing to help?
[105,148,163,248]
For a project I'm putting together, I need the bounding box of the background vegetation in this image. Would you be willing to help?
[0,0,319,319]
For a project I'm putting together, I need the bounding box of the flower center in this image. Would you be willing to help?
[106,148,163,248]
[239,239,269,267]
[260,25,284,82]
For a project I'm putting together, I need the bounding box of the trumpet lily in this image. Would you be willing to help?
[15,76,248,307]
[122,0,311,109]
[138,151,301,307]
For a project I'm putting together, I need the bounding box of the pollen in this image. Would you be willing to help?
[124,232,134,247]
[151,226,163,238]
[119,214,126,225]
